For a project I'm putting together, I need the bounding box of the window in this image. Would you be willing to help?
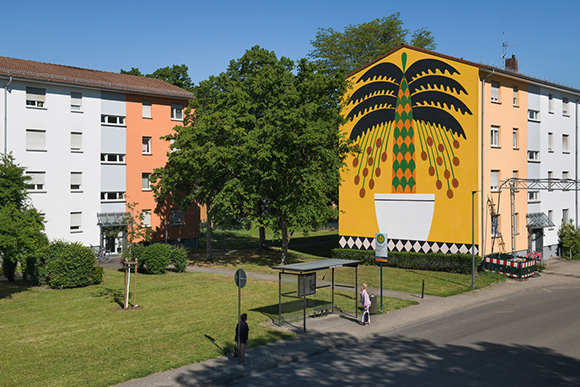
[491,215,500,238]
[512,128,518,149]
[142,137,152,154]
[491,170,499,191]
[70,212,82,232]
[548,171,553,191]
[548,132,553,152]
[100,192,125,201]
[142,173,151,190]
[563,97,569,115]
[528,191,539,201]
[514,213,519,235]
[171,104,183,120]
[142,210,151,227]
[100,153,125,163]
[101,115,125,125]
[548,210,553,223]
[528,109,540,121]
[562,134,570,153]
[513,86,518,106]
[71,92,82,111]
[142,100,151,118]
[563,209,570,224]
[491,126,500,147]
[563,171,570,180]
[513,170,519,179]
[491,81,499,102]
[548,94,554,113]
[170,209,184,225]
[70,172,82,192]
[26,171,45,191]
[26,87,45,108]
[71,132,82,151]
[26,129,45,151]
[528,150,540,161]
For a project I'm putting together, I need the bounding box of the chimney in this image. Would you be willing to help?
[505,54,518,72]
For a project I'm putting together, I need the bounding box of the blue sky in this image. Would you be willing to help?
[2,0,579,89]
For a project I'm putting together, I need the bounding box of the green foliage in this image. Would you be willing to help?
[308,13,436,74]
[152,46,355,265]
[120,65,193,91]
[171,245,189,273]
[140,243,173,275]
[46,242,98,289]
[0,154,46,281]
[558,220,580,259]
[332,249,481,274]
[120,67,144,76]
[92,265,104,284]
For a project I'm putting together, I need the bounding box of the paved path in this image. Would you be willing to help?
[114,258,580,387]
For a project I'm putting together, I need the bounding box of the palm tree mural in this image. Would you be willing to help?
[347,52,472,199]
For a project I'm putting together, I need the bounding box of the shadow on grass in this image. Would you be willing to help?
[92,287,124,307]
[0,280,33,299]
[251,297,344,324]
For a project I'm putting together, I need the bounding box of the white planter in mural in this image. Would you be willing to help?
[374,193,435,241]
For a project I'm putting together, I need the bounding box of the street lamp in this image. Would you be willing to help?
[472,190,478,289]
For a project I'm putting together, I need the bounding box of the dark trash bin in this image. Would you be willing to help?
[369,294,377,315]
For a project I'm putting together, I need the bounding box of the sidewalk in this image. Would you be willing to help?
[114,258,580,387]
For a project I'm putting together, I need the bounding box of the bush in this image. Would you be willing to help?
[91,265,104,284]
[141,243,172,275]
[332,249,482,274]
[46,242,97,289]
[558,220,580,260]
[171,245,189,273]
[2,258,17,282]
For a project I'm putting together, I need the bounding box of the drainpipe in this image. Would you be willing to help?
[576,98,579,229]
[4,76,12,156]
[481,69,495,257]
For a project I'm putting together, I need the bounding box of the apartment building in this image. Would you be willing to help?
[338,45,580,258]
[0,57,199,251]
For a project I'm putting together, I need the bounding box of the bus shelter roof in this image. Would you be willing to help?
[271,258,362,273]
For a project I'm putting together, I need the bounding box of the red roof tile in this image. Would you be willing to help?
[0,56,193,99]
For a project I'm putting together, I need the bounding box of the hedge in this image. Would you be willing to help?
[332,248,482,274]
[127,243,189,274]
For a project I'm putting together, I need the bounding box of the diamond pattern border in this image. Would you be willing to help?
[339,235,479,255]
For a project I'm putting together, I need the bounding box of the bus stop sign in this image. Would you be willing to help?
[234,269,247,288]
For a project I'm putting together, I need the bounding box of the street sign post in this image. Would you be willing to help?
[234,269,246,364]
[375,233,388,311]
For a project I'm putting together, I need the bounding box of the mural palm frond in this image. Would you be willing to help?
[346,52,473,199]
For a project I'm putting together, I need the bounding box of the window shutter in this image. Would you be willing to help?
[26,130,45,150]
[71,132,82,150]
[26,87,46,102]
[142,101,151,118]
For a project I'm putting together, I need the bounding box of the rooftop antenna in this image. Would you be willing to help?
[501,28,519,69]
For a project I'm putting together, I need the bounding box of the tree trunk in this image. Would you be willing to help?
[259,226,266,250]
[280,218,289,265]
[205,204,213,262]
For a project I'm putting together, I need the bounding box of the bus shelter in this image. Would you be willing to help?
[271,258,363,332]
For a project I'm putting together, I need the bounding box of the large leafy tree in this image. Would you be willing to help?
[152,46,354,264]
[308,13,436,75]
[120,64,193,91]
[0,154,46,281]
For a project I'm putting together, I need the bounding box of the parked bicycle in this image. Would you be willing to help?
[90,245,112,263]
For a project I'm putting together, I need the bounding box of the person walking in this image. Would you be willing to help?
[360,283,371,326]
[235,313,249,364]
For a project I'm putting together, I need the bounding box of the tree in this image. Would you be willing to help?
[558,220,580,259]
[152,46,355,264]
[308,14,436,75]
[120,65,193,91]
[0,154,46,281]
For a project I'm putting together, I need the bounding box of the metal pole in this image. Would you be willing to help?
[331,268,335,307]
[576,99,579,229]
[380,262,383,311]
[238,283,241,364]
[278,272,281,325]
[303,294,306,332]
[472,190,477,288]
[355,266,358,319]
[134,259,137,307]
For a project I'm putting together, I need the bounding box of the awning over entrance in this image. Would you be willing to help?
[96,212,133,227]
[527,212,555,229]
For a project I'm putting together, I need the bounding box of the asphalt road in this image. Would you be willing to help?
[230,281,580,387]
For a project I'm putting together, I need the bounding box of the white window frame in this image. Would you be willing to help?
[563,97,569,116]
[100,192,125,202]
[548,132,553,152]
[70,212,82,233]
[562,134,570,153]
[563,209,570,224]
[491,170,500,192]
[142,137,152,155]
[142,100,152,118]
[71,92,82,111]
[100,153,125,164]
[142,173,151,191]
[171,104,183,120]
[142,209,151,228]
[70,172,82,192]
[563,171,569,180]
[71,132,82,152]
[528,191,539,202]
[548,171,553,190]
[512,128,518,149]
[491,81,499,102]
[26,129,46,151]
[548,94,554,113]
[101,115,125,125]
[26,171,45,192]
[26,87,45,108]
[513,86,518,106]
[528,150,540,162]
[491,126,500,147]
[528,109,540,121]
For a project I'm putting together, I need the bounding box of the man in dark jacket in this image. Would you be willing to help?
[235,313,249,364]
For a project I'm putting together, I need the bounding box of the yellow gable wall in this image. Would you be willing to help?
[339,47,480,245]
